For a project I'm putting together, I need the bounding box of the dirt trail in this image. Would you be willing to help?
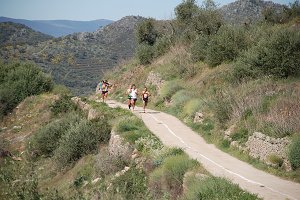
[106,100,300,200]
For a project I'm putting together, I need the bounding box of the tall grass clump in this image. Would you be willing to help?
[171,90,193,108]
[54,117,111,168]
[160,80,183,102]
[109,167,149,199]
[29,113,81,157]
[234,28,300,80]
[149,154,198,198]
[115,116,149,143]
[288,136,300,170]
[182,176,259,200]
[183,98,203,118]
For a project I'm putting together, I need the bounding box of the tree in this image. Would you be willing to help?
[175,0,199,26]
[136,18,158,45]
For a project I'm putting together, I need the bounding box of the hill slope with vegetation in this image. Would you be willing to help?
[104,0,300,182]
[0,16,144,95]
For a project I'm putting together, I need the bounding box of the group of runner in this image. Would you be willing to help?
[98,80,150,113]
[127,84,150,113]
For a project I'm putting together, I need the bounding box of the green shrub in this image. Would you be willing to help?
[267,154,284,167]
[231,127,249,143]
[136,43,154,65]
[288,137,300,169]
[150,154,198,198]
[212,91,232,124]
[115,116,150,144]
[160,80,183,101]
[183,98,203,117]
[0,61,53,118]
[136,18,158,45]
[115,116,141,133]
[29,113,81,157]
[206,26,248,67]
[191,35,210,62]
[153,147,184,167]
[233,28,300,80]
[171,90,193,108]
[50,95,78,116]
[54,118,111,168]
[182,176,259,200]
[154,36,172,58]
[110,167,148,199]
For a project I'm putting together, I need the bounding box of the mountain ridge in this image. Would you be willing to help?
[0,16,113,37]
[219,0,286,24]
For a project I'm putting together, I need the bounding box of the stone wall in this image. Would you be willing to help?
[245,132,291,170]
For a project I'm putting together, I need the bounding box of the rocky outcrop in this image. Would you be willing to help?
[245,132,291,170]
[193,112,204,124]
[146,71,165,90]
[108,131,134,160]
[219,0,286,25]
[71,96,91,113]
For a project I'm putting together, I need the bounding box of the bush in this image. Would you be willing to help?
[115,116,150,143]
[267,154,284,168]
[0,61,53,118]
[29,113,81,157]
[191,35,210,62]
[54,117,111,168]
[136,18,158,45]
[50,95,78,116]
[150,154,198,198]
[206,26,248,67]
[183,98,203,117]
[136,43,154,65]
[182,176,259,200]
[115,116,141,133]
[171,90,193,108]
[154,36,172,58]
[231,127,249,144]
[212,91,232,124]
[110,167,148,199]
[288,137,300,169]
[160,80,183,101]
[233,28,300,80]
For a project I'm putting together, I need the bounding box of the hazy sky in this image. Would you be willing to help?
[0,0,295,21]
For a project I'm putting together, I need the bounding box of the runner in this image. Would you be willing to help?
[141,87,150,113]
[130,84,138,111]
[127,84,132,109]
[101,80,111,103]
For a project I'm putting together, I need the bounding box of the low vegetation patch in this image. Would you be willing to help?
[182,176,260,200]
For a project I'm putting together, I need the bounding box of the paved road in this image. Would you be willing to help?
[107,100,300,200]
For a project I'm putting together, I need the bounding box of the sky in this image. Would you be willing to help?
[0,0,295,21]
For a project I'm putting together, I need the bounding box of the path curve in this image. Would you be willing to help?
[106,100,300,200]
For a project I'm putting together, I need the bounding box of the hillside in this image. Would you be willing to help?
[0,17,113,37]
[0,16,144,95]
[219,0,286,24]
[0,22,53,46]
[103,0,300,186]
[0,92,260,199]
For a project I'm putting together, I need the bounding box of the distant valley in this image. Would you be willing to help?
[0,17,113,37]
[0,16,144,95]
